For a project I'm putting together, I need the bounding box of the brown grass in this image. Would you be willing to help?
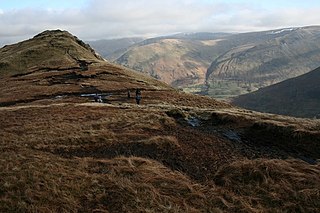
[0,148,244,212]
[1,37,320,212]
[1,100,319,212]
[215,159,320,212]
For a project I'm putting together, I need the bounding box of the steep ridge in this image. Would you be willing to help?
[205,26,320,98]
[232,66,320,118]
[0,30,319,212]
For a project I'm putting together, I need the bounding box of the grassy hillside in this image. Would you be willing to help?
[1,30,320,212]
[116,38,225,88]
[232,66,320,118]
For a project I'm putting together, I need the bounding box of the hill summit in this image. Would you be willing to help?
[0,30,320,212]
[0,29,104,77]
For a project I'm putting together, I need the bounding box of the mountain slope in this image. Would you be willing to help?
[114,33,231,88]
[205,26,320,98]
[0,30,320,212]
[116,40,217,87]
[232,66,320,118]
[110,26,320,99]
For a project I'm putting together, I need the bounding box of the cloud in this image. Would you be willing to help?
[79,0,227,38]
[0,0,320,45]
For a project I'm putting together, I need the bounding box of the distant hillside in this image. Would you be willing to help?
[87,37,144,60]
[108,26,320,99]
[205,26,320,98]
[115,32,231,88]
[232,66,320,118]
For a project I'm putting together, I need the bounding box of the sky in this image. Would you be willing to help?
[0,0,320,45]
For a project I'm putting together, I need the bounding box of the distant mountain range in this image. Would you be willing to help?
[88,26,320,99]
[232,66,320,118]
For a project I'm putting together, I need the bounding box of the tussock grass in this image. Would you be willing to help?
[1,101,320,212]
[138,136,181,150]
[0,149,240,212]
[85,156,209,212]
[0,150,86,212]
[193,108,320,159]
[214,159,320,212]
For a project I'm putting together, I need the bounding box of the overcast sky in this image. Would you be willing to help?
[1,0,320,45]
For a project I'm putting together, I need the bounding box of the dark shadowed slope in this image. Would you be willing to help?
[232,66,320,118]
